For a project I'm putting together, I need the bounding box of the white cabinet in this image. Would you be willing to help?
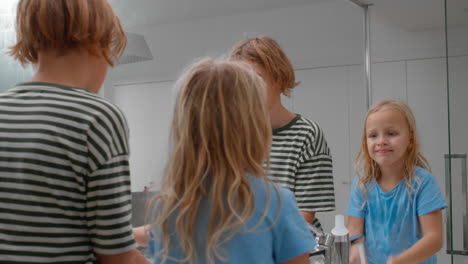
[372,61,407,102]
[407,58,448,190]
[111,81,175,192]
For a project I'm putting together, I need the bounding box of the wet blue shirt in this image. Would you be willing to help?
[347,167,447,264]
[149,175,315,264]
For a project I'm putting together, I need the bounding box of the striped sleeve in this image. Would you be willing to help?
[295,120,335,212]
[85,103,136,255]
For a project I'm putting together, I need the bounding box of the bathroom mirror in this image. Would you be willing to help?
[104,0,366,234]
[106,1,467,263]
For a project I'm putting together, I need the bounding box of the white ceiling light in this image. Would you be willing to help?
[117,32,153,65]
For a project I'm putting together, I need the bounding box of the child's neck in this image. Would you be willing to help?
[269,99,296,129]
[378,164,405,192]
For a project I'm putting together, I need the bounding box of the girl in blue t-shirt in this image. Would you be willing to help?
[347,100,447,264]
[143,58,315,264]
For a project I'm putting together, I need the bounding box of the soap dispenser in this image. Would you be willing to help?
[331,214,349,264]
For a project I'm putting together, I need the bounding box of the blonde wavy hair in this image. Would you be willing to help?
[149,58,274,264]
[9,0,126,66]
[355,100,430,200]
[230,36,299,97]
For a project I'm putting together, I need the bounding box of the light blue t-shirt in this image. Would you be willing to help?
[347,167,447,264]
[148,175,316,264]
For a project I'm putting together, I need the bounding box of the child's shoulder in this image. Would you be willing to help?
[413,166,435,182]
[296,115,324,135]
[412,166,440,193]
[351,175,377,189]
[247,175,295,205]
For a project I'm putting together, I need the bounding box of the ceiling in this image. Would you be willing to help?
[109,0,468,31]
[1,0,465,34]
[109,0,330,29]
[369,0,468,31]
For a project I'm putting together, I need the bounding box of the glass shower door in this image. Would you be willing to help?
[445,0,468,263]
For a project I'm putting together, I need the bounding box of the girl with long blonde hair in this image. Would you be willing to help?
[347,100,447,264]
[146,58,315,264]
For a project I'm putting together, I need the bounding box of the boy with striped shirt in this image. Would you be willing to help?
[0,0,148,263]
[230,36,336,231]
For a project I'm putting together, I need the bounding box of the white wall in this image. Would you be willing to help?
[369,0,446,63]
[0,53,33,92]
[104,0,364,86]
[110,81,175,192]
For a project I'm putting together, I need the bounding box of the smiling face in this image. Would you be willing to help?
[365,107,411,170]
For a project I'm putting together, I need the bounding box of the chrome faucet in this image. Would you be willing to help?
[308,224,334,264]
[308,216,353,264]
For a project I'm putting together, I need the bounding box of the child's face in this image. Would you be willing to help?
[365,108,411,170]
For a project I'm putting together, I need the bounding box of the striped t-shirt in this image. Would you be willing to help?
[268,114,335,229]
[0,82,136,263]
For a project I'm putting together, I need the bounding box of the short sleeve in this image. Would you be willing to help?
[85,104,136,255]
[272,188,316,263]
[295,121,335,212]
[416,173,447,216]
[86,155,136,255]
[347,176,366,218]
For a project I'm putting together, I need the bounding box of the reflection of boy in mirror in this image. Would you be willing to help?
[230,36,336,231]
[0,0,148,263]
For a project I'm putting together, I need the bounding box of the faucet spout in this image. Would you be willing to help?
[308,223,334,264]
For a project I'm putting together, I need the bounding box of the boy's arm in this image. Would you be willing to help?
[300,211,316,224]
[133,225,150,247]
[96,249,150,264]
[295,122,335,223]
[295,152,334,224]
[387,209,443,264]
[280,253,310,264]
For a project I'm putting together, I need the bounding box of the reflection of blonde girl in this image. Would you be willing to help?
[348,100,446,264]
[147,58,315,264]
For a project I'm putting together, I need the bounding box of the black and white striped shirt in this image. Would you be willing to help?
[268,115,335,229]
[0,82,136,263]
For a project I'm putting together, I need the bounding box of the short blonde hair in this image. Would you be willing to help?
[9,0,126,66]
[230,36,299,96]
